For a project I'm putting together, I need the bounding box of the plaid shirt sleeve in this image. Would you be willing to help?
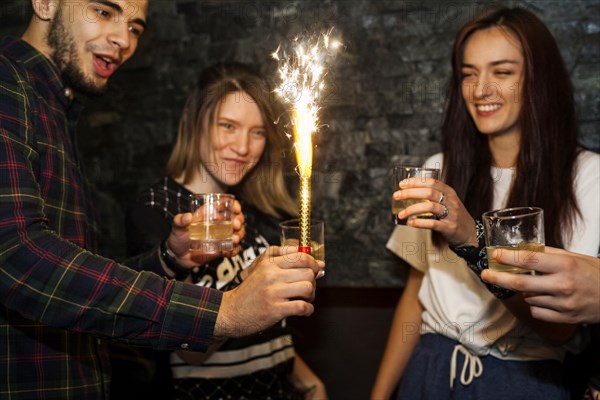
[0,49,221,352]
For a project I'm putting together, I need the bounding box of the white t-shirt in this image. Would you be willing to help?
[387,150,599,361]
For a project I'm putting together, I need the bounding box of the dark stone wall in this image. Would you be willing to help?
[1,0,599,288]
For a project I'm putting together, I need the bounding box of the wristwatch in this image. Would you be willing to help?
[160,239,191,279]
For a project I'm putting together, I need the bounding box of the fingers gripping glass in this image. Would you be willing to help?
[391,166,440,225]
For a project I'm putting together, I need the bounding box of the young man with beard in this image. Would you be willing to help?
[0,1,324,399]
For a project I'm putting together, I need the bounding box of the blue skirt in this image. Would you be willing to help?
[396,333,569,400]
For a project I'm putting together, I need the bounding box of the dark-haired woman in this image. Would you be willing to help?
[373,7,599,400]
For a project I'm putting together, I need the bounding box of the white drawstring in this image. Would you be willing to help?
[450,344,483,389]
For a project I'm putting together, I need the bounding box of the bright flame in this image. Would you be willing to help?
[273,28,340,179]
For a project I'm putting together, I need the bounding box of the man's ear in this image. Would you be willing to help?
[31,0,59,22]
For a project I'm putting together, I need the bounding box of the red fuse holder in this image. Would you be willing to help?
[298,246,311,254]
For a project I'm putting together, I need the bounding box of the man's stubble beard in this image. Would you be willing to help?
[46,12,107,97]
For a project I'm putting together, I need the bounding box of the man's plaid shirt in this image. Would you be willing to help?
[0,37,221,399]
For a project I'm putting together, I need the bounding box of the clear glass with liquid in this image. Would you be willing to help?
[279,219,325,262]
[482,207,545,274]
[189,193,235,253]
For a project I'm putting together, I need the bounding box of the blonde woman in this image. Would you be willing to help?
[111,62,326,400]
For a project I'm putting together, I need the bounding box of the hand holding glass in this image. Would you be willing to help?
[392,166,440,224]
[482,207,545,274]
[279,219,325,262]
[189,193,235,254]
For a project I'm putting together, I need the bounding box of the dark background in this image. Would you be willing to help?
[1,1,598,398]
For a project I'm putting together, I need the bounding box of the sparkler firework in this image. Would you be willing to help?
[272,29,341,253]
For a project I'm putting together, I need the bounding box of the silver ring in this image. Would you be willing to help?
[437,205,449,220]
[438,192,445,204]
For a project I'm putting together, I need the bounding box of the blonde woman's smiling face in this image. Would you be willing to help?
[461,27,525,139]
[200,91,267,189]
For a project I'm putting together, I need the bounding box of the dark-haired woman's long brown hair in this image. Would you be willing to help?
[441,7,581,248]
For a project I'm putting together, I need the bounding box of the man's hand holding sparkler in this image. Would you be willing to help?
[214,246,325,338]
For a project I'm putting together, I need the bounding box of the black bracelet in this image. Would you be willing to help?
[450,219,487,266]
[160,240,191,279]
[450,220,516,300]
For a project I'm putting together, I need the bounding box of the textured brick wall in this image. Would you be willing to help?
[2,0,598,287]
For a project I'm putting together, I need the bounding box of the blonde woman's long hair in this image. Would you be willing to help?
[166,62,297,219]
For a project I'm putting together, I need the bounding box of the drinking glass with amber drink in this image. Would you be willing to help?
[482,207,545,274]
